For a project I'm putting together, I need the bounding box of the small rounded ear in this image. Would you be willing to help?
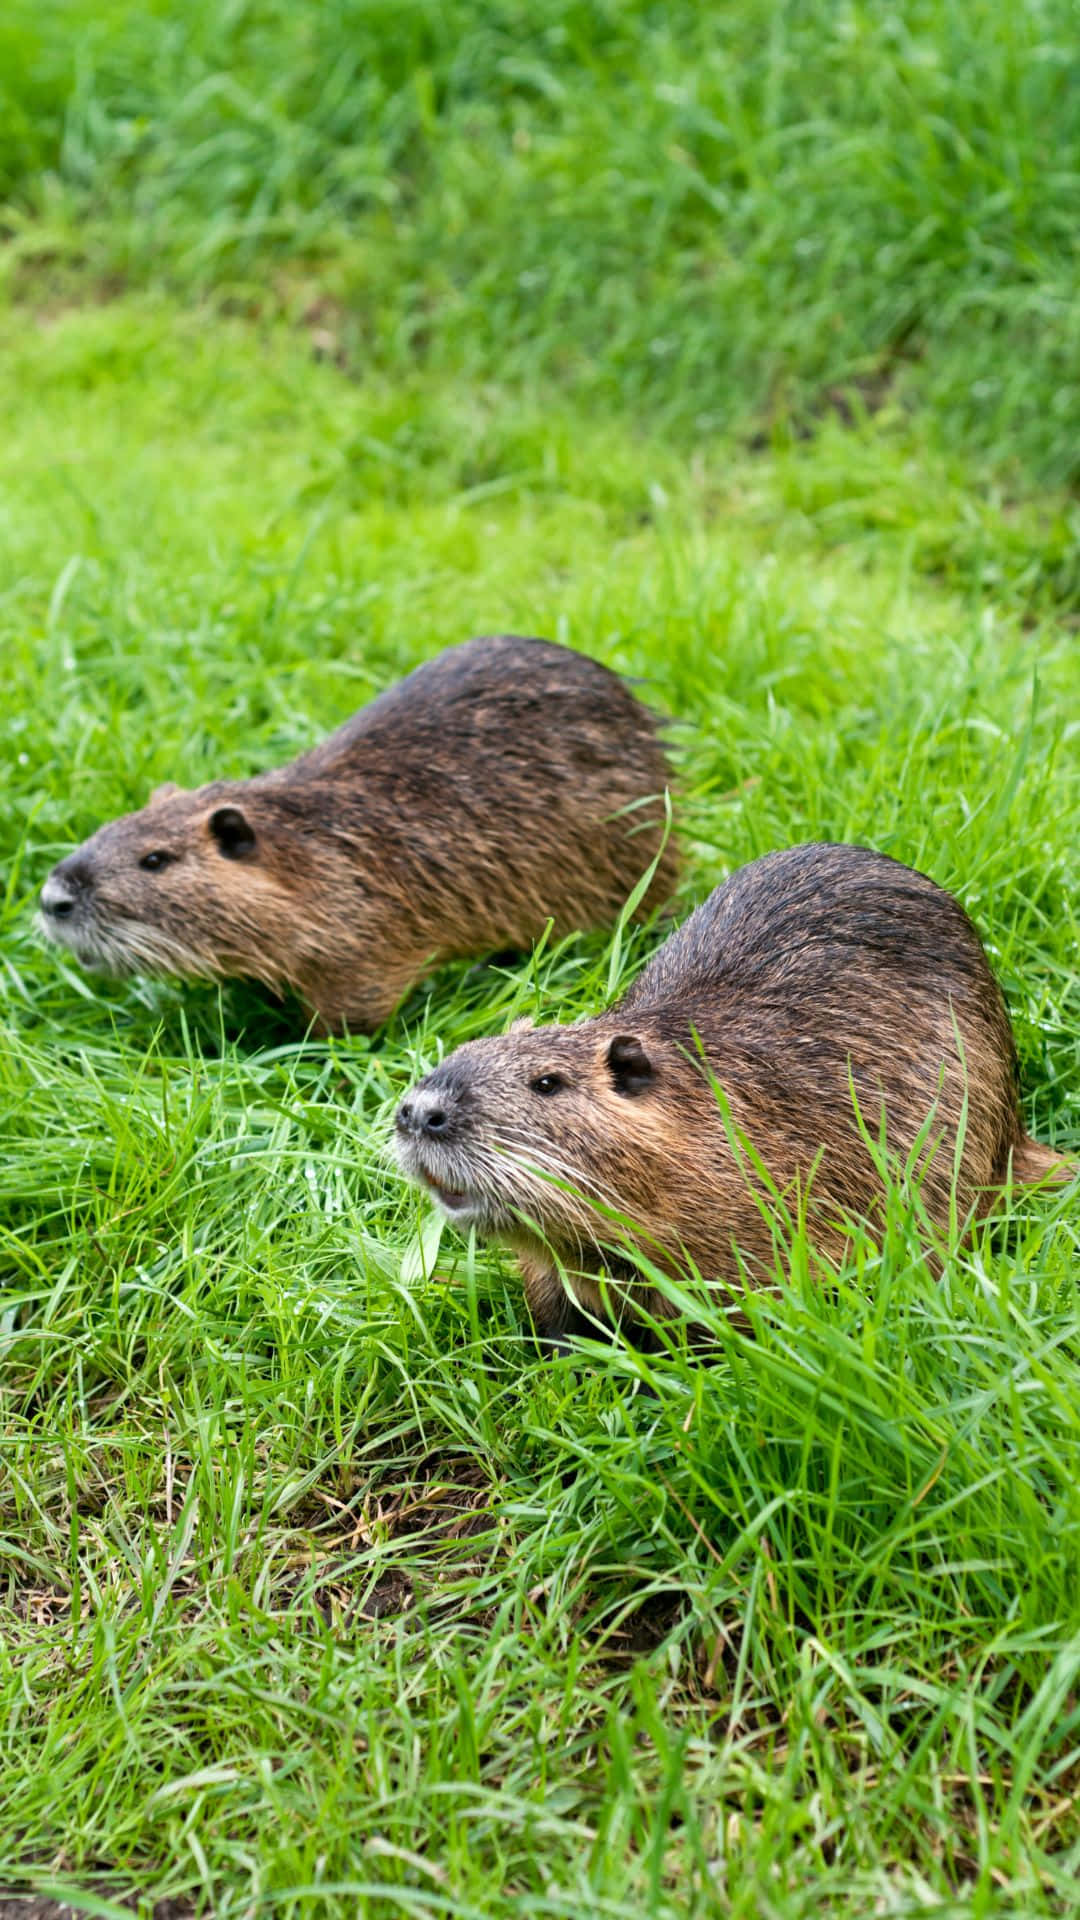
[209,805,257,860]
[510,1015,535,1033]
[607,1033,655,1096]
[149,782,183,807]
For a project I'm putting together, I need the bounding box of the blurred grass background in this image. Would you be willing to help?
[1,4,1080,1918]
[3,0,1080,479]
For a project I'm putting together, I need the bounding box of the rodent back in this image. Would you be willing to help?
[279,633,677,947]
[608,843,1022,1217]
[297,634,669,782]
[623,843,1011,1028]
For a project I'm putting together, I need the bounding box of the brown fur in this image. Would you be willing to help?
[38,635,678,1031]
[395,843,1069,1341]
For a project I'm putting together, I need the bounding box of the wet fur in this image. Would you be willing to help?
[396,843,1068,1339]
[40,636,678,1031]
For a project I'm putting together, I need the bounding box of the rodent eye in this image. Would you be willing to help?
[530,1072,566,1097]
[139,850,172,873]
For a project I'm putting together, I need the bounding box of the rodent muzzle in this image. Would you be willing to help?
[395,1073,488,1219]
[395,1085,458,1141]
[40,857,93,924]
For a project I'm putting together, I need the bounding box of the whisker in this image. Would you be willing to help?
[484,1150,618,1232]
[485,1129,630,1217]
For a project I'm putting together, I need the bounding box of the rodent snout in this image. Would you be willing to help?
[396,1083,459,1141]
[40,858,92,921]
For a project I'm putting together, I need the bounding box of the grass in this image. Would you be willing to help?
[2,4,1080,1916]
[3,0,1080,485]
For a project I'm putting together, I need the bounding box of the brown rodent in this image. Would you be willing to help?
[39,635,678,1032]
[396,842,1068,1344]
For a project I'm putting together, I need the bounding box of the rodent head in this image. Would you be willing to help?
[38,781,295,989]
[395,1016,688,1262]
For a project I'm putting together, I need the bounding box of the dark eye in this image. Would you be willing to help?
[530,1073,566,1097]
[139,850,172,873]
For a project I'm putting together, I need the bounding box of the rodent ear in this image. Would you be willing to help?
[510,1015,535,1033]
[149,782,183,807]
[606,1033,655,1097]
[209,805,257,860]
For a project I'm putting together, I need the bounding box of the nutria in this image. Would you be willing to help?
[396,842,1068,1343]
[38,635,678,1032]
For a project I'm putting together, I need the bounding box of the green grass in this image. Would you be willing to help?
[2,5,1080,1916]
[3,0,1080,485]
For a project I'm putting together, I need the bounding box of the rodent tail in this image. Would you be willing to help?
[1009,1134,1074,1189]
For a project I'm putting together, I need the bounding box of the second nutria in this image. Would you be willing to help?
[38,635,678,1032]
[396,843,1067,1341]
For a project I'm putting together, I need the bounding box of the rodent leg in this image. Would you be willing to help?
[463,949,527,983]
[517,1253,612,1357]
[531,1297,614,1359]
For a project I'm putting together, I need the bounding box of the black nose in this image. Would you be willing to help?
[396,1086,457,1138]
[40,858,91,920]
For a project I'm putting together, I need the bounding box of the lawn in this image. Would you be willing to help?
[1,4,1080,1916]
